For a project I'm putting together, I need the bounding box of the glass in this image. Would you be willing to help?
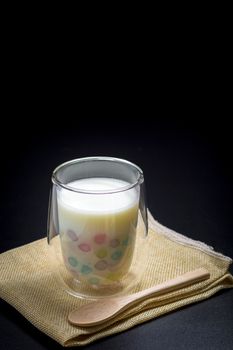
[47,157,148,298]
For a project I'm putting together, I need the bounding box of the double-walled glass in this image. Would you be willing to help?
[48,157,148,298]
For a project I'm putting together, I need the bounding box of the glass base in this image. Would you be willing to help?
[48,218,147,299]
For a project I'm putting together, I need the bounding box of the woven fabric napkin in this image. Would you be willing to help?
[0,212,232,347]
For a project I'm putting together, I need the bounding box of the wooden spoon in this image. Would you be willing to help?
[68,268,210,327]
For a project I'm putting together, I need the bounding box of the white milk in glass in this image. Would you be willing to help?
[57,178,139,286]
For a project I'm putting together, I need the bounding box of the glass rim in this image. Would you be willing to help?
[52,156,144,194]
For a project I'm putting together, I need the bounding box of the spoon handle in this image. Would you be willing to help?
[118,268,210,308]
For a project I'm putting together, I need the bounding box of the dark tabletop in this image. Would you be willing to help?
[1,120,233,350]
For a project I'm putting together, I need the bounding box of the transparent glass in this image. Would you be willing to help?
[47,157,148,299]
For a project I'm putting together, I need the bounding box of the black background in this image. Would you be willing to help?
[0,118,233,349]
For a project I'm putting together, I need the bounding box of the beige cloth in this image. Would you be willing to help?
[0,212,232,347]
